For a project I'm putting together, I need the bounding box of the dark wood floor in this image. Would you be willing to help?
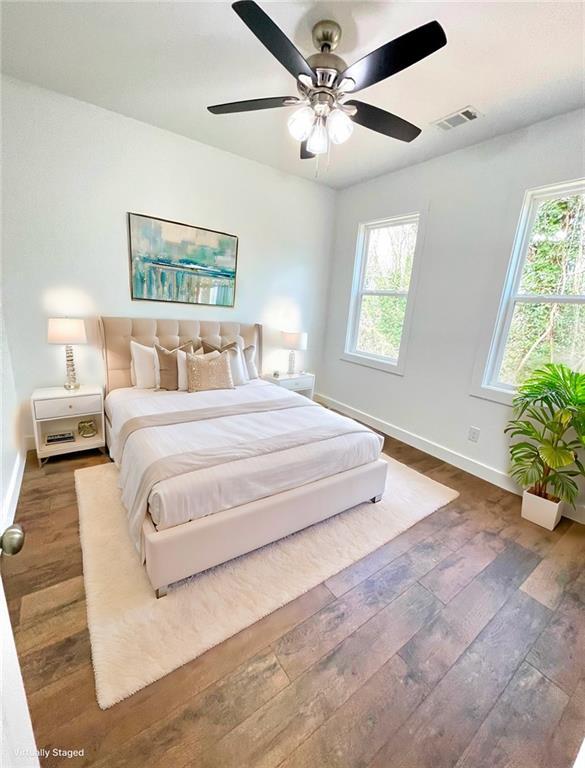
[4,440,585,768]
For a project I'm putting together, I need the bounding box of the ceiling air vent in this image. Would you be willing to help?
[434,106,480,131]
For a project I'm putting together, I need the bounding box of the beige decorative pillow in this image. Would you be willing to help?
[155,342,193,391]
[201,340,238,354]
[187,350,234,392]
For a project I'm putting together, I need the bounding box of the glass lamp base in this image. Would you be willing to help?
[64,345,80,390]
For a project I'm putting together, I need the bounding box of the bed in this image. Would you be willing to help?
[99,316,388,597]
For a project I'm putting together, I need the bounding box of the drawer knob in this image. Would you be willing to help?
[68,404,73,409]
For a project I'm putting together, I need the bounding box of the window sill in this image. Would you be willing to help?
[340,351,405,376]
[469,383,514,407]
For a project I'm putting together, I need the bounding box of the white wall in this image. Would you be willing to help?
[1,307,24,529]
[317,108,585,500]
[2,77,336,436]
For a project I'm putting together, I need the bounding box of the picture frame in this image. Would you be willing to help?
[127,212,238,307]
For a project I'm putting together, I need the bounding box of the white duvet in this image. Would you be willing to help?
[106,380,383,542]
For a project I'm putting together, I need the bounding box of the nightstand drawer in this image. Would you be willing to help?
[281,377,313,391]
[34,394,102,420]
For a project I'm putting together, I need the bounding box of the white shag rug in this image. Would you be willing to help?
[75,455,458,709]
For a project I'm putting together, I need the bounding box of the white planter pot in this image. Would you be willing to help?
[521,490,563,531]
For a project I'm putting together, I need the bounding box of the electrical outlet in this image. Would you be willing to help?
[468,426,481,443]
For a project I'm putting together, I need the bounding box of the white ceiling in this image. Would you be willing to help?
[2,2,584,188]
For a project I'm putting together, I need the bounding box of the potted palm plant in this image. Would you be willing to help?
[505,363,585,530]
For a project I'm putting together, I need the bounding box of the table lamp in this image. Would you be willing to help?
[282,331,308,375]
[47,318,87,390]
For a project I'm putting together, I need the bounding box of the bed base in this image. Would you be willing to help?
[143,458,388,597]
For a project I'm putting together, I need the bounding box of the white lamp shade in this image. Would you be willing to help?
[47,318,87,345]
[287,106,315,142]
[327,109,354,145]
[306,117,328,156]
[281,331,308,351]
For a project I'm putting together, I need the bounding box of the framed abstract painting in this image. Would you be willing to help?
[128,213,238,307]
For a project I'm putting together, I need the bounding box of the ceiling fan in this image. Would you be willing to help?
[208,1,447,159]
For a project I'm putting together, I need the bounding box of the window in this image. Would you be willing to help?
[484,180,585,392]
[344,214,420,373]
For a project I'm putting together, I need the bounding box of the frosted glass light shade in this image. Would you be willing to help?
[287,106,315,141]
[47,317,87,345]
[282,331,308,351]
[327,109,353,144]
[306,117,328,155]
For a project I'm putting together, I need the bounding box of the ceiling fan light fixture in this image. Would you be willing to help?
[209,4,447,161]
[287,105,315,141]
[306,116,328,155]
[327,108,353,144]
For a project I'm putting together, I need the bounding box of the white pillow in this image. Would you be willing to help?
[243,345,259,379]
[130,340,160,389]
[239,346,251,382]
[177,349,188,391]
[226,346,249,386]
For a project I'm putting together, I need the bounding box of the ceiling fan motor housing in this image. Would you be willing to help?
[307,52,347,87]
[308,20,346,87]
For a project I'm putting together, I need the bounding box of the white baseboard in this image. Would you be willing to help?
[315,392,585,521]
[2,451,26,527]
[565,504,585,525]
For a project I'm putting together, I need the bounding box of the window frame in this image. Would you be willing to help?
[342,212,423,375]
[480,178,585,402]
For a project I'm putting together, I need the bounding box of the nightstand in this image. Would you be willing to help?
[263,372,315,399]
[31,386,105,466]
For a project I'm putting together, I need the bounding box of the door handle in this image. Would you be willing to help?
[0,524,25,556]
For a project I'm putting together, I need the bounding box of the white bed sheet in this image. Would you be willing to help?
[106,380,383,532]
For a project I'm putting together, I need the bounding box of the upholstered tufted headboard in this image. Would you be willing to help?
[99,316,262,392]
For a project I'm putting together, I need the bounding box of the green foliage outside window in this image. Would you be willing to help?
[499,194,585,386]
[356,295,407,359]
[355,220,417,360]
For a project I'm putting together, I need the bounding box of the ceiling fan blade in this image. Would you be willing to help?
[208,97,296,114]
[340,21,446,92]
[232,1,315,82]
[346,100,421,142]
[300,141,315,159]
